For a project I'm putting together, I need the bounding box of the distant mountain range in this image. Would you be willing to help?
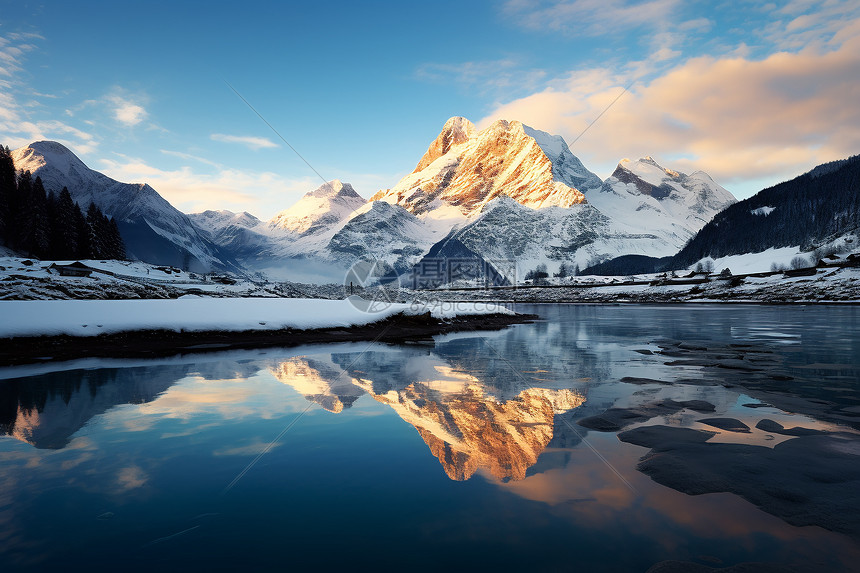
[11,119,855,283]
[183,117,736,281]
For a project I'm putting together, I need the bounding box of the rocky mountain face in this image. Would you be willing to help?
[12,141,233,272]
[371,117,601,216]
[364,120,734,280]
[326,201,436,275]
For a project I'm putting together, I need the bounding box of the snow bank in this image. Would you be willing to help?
[699,246,802,275]
[0,297,513,338]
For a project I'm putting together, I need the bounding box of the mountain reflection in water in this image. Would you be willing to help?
[2,305,860,572]
[271,353,584,480]
[1,345,586,481]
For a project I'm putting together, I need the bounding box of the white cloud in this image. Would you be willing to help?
[210,133,278,150]
[107,94,147,126]
[98,153,320,219]
[480,28,860,195]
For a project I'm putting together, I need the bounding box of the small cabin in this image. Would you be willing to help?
[49,262,95,277]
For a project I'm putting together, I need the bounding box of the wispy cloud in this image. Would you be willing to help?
[502,0,687,36]
[768,0,860,50]
[159,149,222,168]
[0,35,37,78]
[210,133,278,150]
[414,58,547,96]
[0,33,98,153]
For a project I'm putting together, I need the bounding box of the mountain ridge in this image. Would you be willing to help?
[370,117,601,216]
[11,141,234,272]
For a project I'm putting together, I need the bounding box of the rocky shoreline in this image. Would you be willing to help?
[416,267,860,304]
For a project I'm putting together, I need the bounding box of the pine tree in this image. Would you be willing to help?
[107,217,126,260]
[29,176,51,257]
[46,190,59,258]
[14,170,33,253]
[55,188,78,259]
[73,202,90,259]
[86,202,106,259]
[0,145,16,246]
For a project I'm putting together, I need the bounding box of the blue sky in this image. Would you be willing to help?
[2,0,859,218]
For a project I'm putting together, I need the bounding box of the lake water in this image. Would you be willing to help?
[1,304,859,572]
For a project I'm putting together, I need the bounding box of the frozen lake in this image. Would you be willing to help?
[1,304,859,571]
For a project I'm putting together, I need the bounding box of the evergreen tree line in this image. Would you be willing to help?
[0,145,126,261]
[673,155,860,267]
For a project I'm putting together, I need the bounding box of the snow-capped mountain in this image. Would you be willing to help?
[326,201,437,275]
[12,141,233,272]
[188,210,271,260]
[371,117,602,216]
[269,179,366,235]
[362,118,736,280]
[589,157,736,241]
[189,179,445,282]
[412,151,735,279]
[10,129,738,284]
[190,119,735,283]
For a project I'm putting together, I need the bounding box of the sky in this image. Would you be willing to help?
[1,0,859,219]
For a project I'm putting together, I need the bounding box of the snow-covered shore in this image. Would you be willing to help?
[0,297,512,339]
[419,265,860,304]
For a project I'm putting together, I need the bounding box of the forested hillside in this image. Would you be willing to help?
[673,155,860,267]
[0,145,126,260]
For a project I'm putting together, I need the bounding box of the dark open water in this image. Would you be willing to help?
[1,304,859,572]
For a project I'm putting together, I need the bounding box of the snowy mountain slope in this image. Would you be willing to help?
[413,116,475,173]
[326,201,440,275]
[429,155,735,280]
[588,157,736,241]
[439,197,610,279]
[192,180,377,262]
[269,179,367,235]
[188,210,273,260]
[672,154,860,267]
[12,141,232,272]
[371,117,602,216]
[191,179,446,281]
